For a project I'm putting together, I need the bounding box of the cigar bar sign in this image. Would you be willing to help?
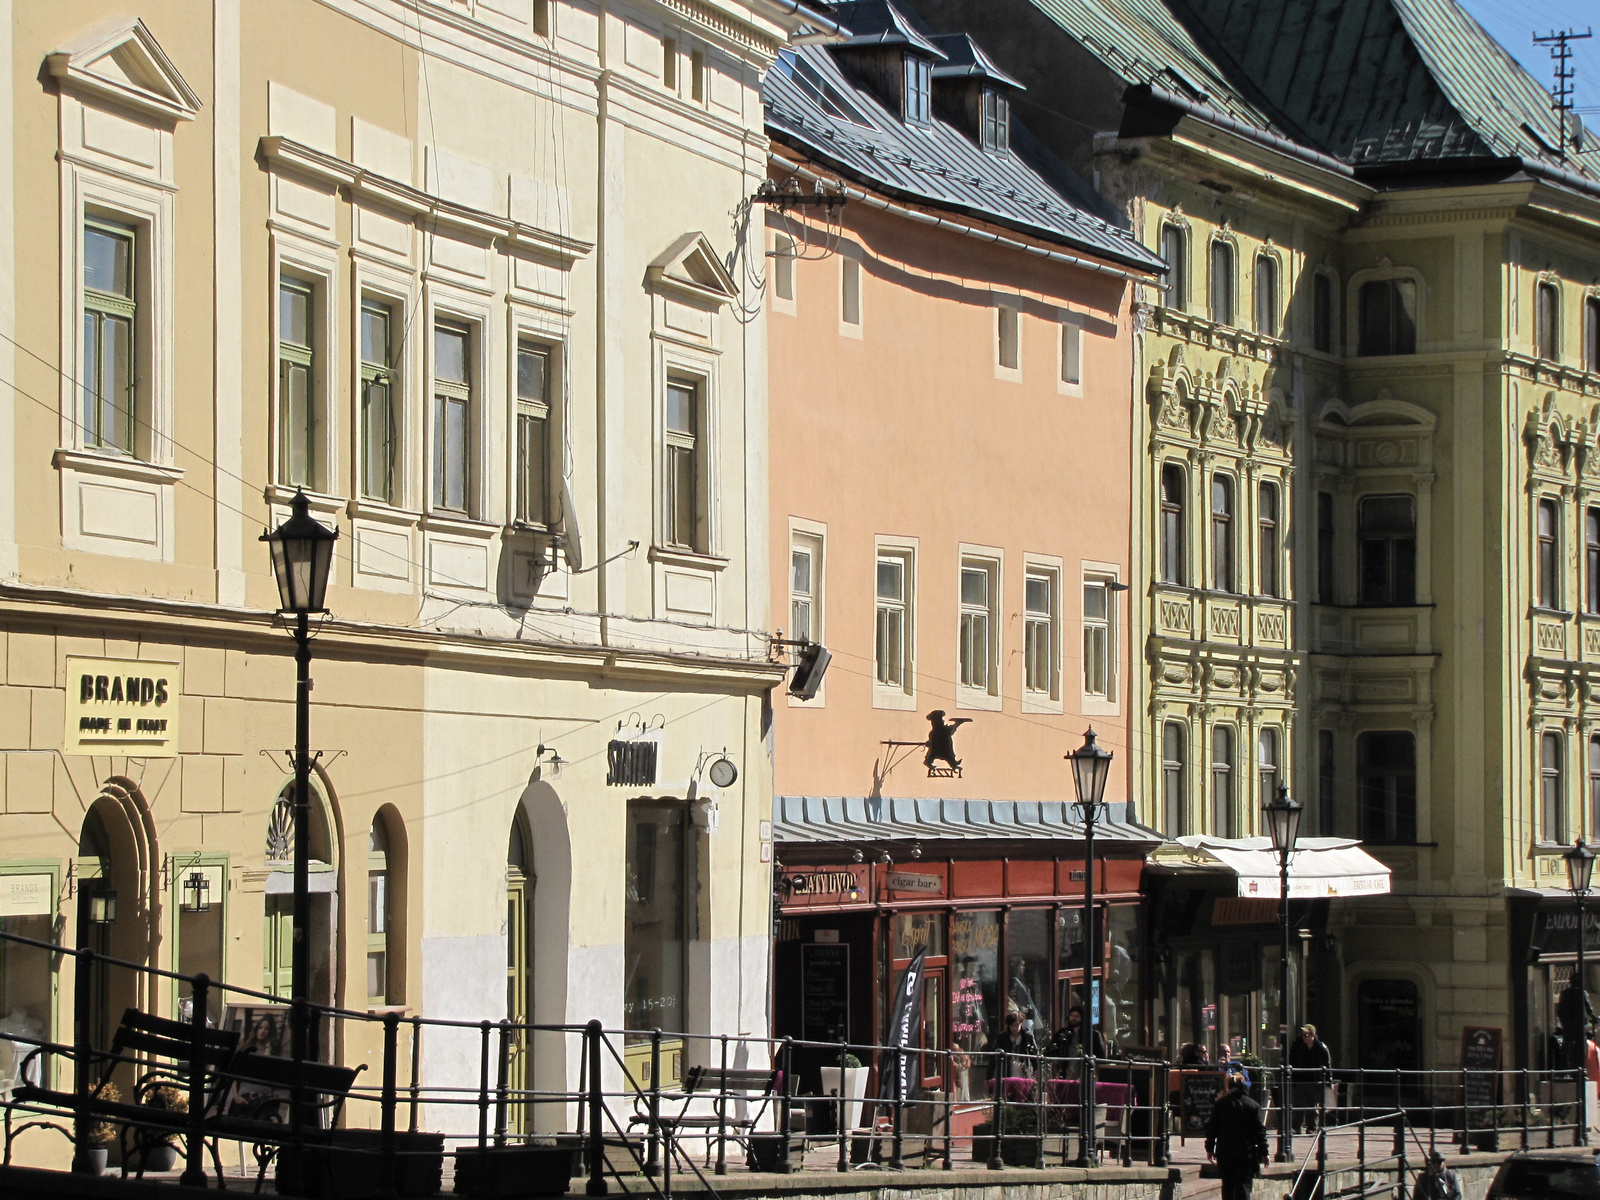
[64,656,181,757]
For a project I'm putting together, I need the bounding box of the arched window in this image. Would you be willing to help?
[1586,295,1600,372]
[1161,464,1186,584]
[1162,224,1187,312]
[1589,734,1600,835]
[1358,278,1417,355]
[1255,254,1278,337]
[1211,474,1235,592]
[1537,281,1561,361]
[1542,731,1565,844]
[1163,722,1186,836]
[1210,241,1235,326]
[1258,727,1280,804]
[1537,497,1561,609]
[1258,481,1280,597]
[1588,509,1600,615]
[1357,732,1416,842]
[1211,726,1235,838]
[367,818,391,1004]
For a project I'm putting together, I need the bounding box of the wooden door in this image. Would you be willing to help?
[264,898,294,998]
[506,877,531,1132]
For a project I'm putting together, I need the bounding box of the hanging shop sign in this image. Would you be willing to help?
[64,656,181,757]
[886,870,943,895]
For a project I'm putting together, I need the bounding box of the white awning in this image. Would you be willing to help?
[1165,836,1392,899]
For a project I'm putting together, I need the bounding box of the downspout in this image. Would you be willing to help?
[749,0,847,40]
[778,159,1161,284]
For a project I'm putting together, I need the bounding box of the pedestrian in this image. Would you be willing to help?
[985,1010,1037,1089]
[1046,1004,1108,1062]
[1587,1036,1600,1131]
[1556,978,1596,1069]
[1205,1067,1268,1200]
[1288,1023,1331,1133]
[1414,1149,1462,1200]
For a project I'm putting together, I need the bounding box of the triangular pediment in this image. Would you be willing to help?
[47,18,201,123]
[646,232,738,308]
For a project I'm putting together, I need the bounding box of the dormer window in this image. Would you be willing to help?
[904,54,931,124]
[981,88,1009,151]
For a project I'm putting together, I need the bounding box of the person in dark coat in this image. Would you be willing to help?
[1557,979,1597,1069]
[985,1011,1038,1085]
[1047,1005,1108,1062]
[1205,1068,1269,1200]
[1288,1023,1332,1133]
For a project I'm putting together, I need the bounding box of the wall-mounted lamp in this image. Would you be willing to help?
[535,744,568,777]
[847,882,862,903]
[851,849,865,864]
[86,891,118,925]
[908,842,922,860]
[181,870,211,914]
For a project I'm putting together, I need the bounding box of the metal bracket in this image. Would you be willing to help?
[751,178,847,212]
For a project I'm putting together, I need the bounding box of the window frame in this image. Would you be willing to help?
[276,273,321,491]
[1161,222,1187,312]
[1355,276,1419,356]
[903,53,932,125]
[1210,472,1235,593]
[367,819,391,1004]
[1022,561,1061,708]
[996,304,1020,374]
[1537,496,1562,611]
[1586,507,1600,614]
[1060,319,1082,392]
[1162,721,1187,836]
[513,335,557,529]
[1258,726,1280,806]
[430,316,477,517]
[873,542,917,708]
[1585,294,1600,373]
[1357,493,1417,606]
[1589,733,1600,836]
[81,217,138,456]
[789,524,827,704]
[1211,725,1235,838]
[1356,730,1417,843]
[1160,463,1186,585]
[1536,279,1561,362]
[358,293,402,506]
[663,375,704,552]
[1209,238,1235,327]
[980,88,1009,152]
[1081,573,1116,704]
[840,255,862,332]
[771,232,797,307]
[1254,252,1279,337]
[1541,730,1566,845]
[957,552,1002,706]
[1257,480,1280,598]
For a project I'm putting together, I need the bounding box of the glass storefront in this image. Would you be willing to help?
[951,910,999,1100]
[623,802,694,1040]
[1007,909,1050,1037]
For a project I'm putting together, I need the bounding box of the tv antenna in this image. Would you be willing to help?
[1534,27,1593,164]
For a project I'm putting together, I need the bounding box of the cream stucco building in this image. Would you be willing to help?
[0,0,826,1162]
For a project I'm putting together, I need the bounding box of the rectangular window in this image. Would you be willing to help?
[690,50,705,103]
[664,378,700,550]
[1161,464,1186,585]
[663,38,677,90]
[1313,272,1333,353]
[1590,734,1600,835]
[83,220,136,454]
[1357,731,1416,843]
[875,550,913,690]
[904,54,931,124]
[1210,241,1234,326]
[1082,578,1112,698]
[1586,296,1600,372]
[367,833,389,1003]
[997,306,1019,371]
[1211,726,1235,838]
[515,340,553,526]
[1163,722,1186,835]
[958,560,998,693]
[1537,497,1561,609]
[1258,727,1279,804]
[1587,508,1600,614]
[360,298,398,504]
[980,88,1009,151]
[790,532,823,645]
[1023,568,1057,696]
[1162,225,1186,311]
[1061,322,1082,385]
[432,322,472,513]
[1211,474,1235,592]
[842,257,861,326]
[1537,281,1561,361]
[1358,279,1417,355]
[1358,494,1416,605]
[1542,731,1565,844]
[1254,255,1278,337]
[278,276,319,489]
[1317,491,1335,604]
[1318,730,1336,836]
[773,235,796,302]
[1258,481,1280,597]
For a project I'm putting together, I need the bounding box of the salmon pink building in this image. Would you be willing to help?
[761,0,1166,1110]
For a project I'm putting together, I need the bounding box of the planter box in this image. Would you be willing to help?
[818,1066,867,1133]
[746,1132,791,1172]
[454,1143,578,1199]
[278,1129,445,1199]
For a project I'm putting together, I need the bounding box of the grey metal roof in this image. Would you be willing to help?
[763,43,1165,271]
[773,794,1160,845]
[833,0,948,57]
[929,32,1025,91]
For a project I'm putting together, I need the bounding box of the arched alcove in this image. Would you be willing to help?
[262,771,341,1008]
[76,784,155,1053]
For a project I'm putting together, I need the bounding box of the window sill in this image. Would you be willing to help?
[347,498,421,526]
[365,1004,411,1016]
[266,482,343,516]
[649,544,728,572]
[872,685,917,711]
[1021,691,1064,716]
[54,448,183,485]
[1532,842,1576,857]
[955,687,1002,712]
[421,511,498,539]
[1532,607,1574,620]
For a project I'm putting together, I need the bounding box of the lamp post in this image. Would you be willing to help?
[1566,837,1596,1131]
[1263,784,1303,1164]
[261,490,338,1134]
[1067,727,1112,1167]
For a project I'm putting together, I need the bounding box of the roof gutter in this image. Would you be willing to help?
[1123,83,1355,179]
[775,155,1161,283]
[748,0,847,42]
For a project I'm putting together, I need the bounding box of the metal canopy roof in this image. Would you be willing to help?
[773,794,1160,846]
[763,42,1164,270]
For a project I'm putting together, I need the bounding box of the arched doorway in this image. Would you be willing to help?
[76,791,153,1057]
[263,777,339,1014]
[506,814,534,1133]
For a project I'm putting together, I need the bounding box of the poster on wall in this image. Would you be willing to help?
[221,1004,293,1117]
[802,942,850,1043]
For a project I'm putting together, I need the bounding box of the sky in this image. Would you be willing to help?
[1457,0,1600,117]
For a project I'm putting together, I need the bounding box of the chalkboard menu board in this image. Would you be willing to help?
[1459,1026,1502,1129]
[802,943,850,1043]
[1180,1071,1225,1137]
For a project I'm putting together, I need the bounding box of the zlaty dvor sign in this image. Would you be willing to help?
[64,656,181,757]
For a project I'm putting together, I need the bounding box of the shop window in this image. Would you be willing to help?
[1057,907,1085,972]
[1357,731,1417,842]
[893,911,945,960]
[1212,726,1235,838]
[624,802,693,1040]
[1318,730,1336,836]
[950,910,999,1100]
[1104,905,1142,1050]
[1254,254,1278,337]
[1542,731,1566,845]
[82,219,138,455]
[1006,909,1050,1036]
[1162,721,1186,836]
[1210,240,1234,326]
[1211,475,1235,593]
[1587,508,1600,614]
[1313,271,1333,353]
[1162,224,1186,311]
[1537,497,1561,610]
[1537,281,1561,361]
[1317,492,1335,603]
[1258,481,1280,597]
[0,871,55,1086]
[277,274,321,490]
[1161,464,1186,585]
[1358,495,1416,605]
[360,297,399,504]
[1358,278,1417,355]
[515,340,555,527]
[1023,567,1058,697]
[432,320,474,515]
[1258,727,1280,805]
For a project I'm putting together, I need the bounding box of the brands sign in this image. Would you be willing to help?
[64,656,181,757]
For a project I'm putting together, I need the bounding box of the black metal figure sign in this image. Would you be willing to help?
[923,710,971,775]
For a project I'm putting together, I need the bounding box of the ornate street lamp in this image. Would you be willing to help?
[261,490,338,1142]
[1067,727,1112,1167]
[1263,784,1303,1163]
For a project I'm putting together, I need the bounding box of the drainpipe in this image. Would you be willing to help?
[750,0,847,41]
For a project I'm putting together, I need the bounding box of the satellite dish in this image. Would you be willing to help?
[708,756,739,788]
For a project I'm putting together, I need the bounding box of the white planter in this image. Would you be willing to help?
[819,1066,868,1133]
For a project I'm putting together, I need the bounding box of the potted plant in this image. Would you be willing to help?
[818,1053,867,1134]
[73,1080,120,1176]
[138,1083,187,1172]
[453,1138,580,1198]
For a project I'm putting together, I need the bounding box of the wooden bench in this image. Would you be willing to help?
[628,1064,790,1170]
